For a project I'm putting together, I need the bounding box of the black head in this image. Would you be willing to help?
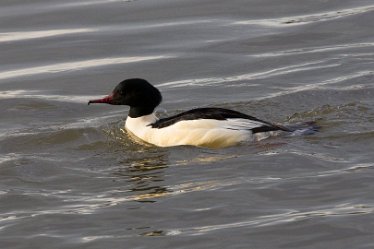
[88,78,162,118]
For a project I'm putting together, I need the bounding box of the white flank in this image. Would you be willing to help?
[125,114,273,148]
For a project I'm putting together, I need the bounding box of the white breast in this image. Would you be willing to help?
[125,114,274,148]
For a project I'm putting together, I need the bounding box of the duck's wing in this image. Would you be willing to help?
[151,107,289,133]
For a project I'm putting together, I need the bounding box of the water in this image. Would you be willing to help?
[1,0,374,248]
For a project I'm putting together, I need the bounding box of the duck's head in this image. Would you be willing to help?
[88,78,162,118]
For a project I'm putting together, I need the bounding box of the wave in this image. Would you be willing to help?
[252,42,374,58]
[0,55,172,81]
[0,89,103,103]
[0,28,94,43]
[168,202,374,236]
[263,70,374,100]
[234,4,374,27]
[0,0,134,18]
[158,59,340,88]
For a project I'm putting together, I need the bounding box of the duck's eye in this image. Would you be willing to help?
[113,90,122,97]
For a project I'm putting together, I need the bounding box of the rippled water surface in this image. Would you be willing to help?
[1,0,374,248]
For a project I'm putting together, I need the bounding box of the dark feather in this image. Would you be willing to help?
[150,107,290,133]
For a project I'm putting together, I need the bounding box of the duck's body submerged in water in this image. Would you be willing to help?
[89,78,316,148]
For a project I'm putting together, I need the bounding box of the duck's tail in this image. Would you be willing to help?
[283,121,320,136]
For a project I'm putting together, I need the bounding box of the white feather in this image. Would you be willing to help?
[125,114,275,148]
[222,118,266,130]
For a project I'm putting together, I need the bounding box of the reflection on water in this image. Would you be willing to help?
[114,153,170,203]
[106,123,170,202]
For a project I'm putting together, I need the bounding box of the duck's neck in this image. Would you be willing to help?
[126,112,158,131]
[128,106,156,118]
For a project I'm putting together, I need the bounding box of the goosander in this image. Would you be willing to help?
[88,78,293,148]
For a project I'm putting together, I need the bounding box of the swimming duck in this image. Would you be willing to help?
[88,78,294,148]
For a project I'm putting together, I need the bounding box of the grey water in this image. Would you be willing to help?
[1,0,374,248]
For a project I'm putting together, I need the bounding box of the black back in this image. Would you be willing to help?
[151,107,289,133]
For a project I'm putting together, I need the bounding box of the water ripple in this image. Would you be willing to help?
[0,153,22,165]
[169,203,374,236]
[0,55,172,81]
[0,111,122,141]
[234,4,374,27]
[264,70,374,100]
[0,89,99,102]
[0,0,134,18]
[0,28,94,43]
[56,0,136,8]
[158,59,339,88]
[252,42,374,58]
